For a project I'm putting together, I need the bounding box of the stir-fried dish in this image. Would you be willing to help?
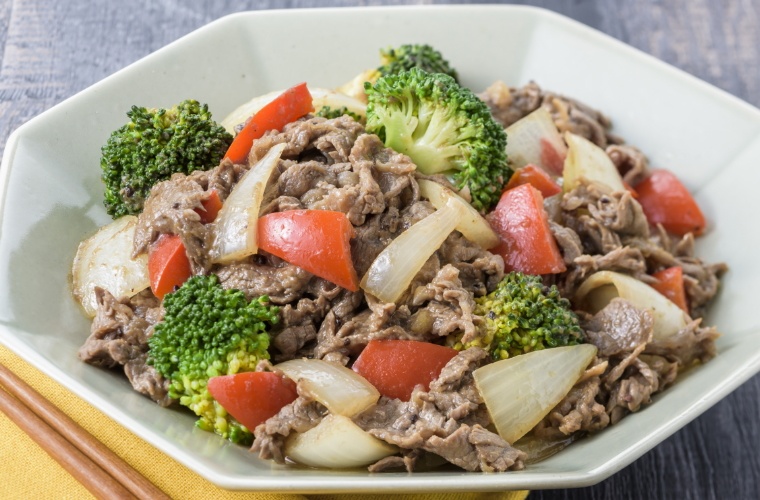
[70,44,727,472]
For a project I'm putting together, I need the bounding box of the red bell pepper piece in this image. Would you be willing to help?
[634,169,706,236]
[651,266,689,313]
[487,183,566,275]
[257,210,359,291]
[207,372,298,432]
[224,82,313,165]
[148,234,192,300]
[504,164,561,198]
[352,340,458,401]
[195,189,223,224]
[540,138,565,175]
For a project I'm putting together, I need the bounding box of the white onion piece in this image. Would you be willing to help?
[505,107,568,175]
[71,216,149,317]
[210,143,285,264]
[417,179,499,249]
[335,68,379,103]
[284,414,397,469]
[562,132,625,194]
[221,87,367,134]
[276,359,380,417]
[361,198,464,303]
[474,344,598,444]
[574,271,689,341]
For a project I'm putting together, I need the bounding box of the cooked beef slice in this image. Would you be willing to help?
[478,81,617,147]
[628,228,728,319]
[355,348,525,472]
[606,144,650,186]
[78,288,171,406]
[645,319,720,366]
[214,257,314,304]
[534,298,682,438]
[132,173,211,274]
[251,383,328,464]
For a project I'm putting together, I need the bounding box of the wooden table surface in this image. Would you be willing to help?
[0,1,758,498]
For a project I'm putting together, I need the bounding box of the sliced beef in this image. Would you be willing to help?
[356,348,526,472]
[606,144,650,186]
[132,173,211,274]
[581,298,654,357]
[645,319,720,366]
[629,228,728,319]
[214,257,314,305]
[78,288,172,406]
[250,115,365,165]
[478,81,542,129]
[478,81,617,147]
[561,183,650,255]
[251,385,328,463]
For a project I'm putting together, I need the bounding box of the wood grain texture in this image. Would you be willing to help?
[0,1,758,499]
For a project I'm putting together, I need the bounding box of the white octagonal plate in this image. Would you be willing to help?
[1,5,760,493]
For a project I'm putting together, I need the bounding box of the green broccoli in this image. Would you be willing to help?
[364,68,510,212]
[336,43,458,102]
[378,44,459,82]
[315,105,364,122]
[147,275,279,445]
[100,99,232,218]
[450,272,583,360]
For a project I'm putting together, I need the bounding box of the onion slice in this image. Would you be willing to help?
[221,87,367,134]
[562,132,625,194]
[474,344,598,444]
[417,179,499,249]
[210,143,285,264]
[284,414,397,469]
[275,359,380,417]
[505,107,568,175]
[361,197,464,303]
[71,216,149,317]
[574,270,689,341]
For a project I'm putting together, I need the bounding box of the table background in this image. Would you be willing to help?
[0,1,758,498]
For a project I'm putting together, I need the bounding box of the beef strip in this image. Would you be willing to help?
[251,382,328,463]
[132,173,211,274]
[78,288,172,407]
[214,256,314,304]
[606,144,650,186]
[355,348,525,472]
[534,299,658,436]
[478,81,618,147]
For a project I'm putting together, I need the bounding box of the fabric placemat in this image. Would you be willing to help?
[0,344,529,500]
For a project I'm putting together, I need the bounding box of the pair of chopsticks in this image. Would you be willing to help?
[0,363,169,499]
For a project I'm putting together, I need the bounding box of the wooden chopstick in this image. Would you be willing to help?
[0,364,169,500]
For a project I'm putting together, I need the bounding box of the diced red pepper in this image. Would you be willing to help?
[207,372,298,431]
[634,169,706,236]
[487,183,566,275]
[504,164,561,198]
[257,210,359,291]
[540,138,565,175]
[195,190,223,224]
[352,340,458,401]
[224,82,314,165]
[651,266,689,313]
[148,234,192,299]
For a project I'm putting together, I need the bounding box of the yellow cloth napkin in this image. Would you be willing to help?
[0,344,529,500]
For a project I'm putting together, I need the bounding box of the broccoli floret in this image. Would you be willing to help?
[450,272,583,360]
[337,43,457,102]
[378,44,459,82]
[101,99,232,218]
[147,275,278,445]
[315,105,363,122]
[365,68,510,211]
